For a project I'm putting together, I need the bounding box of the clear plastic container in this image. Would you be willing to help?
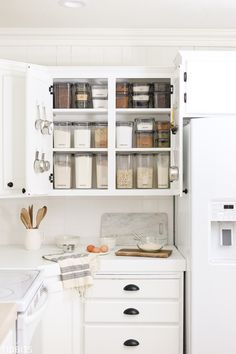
[156,121,170,131]
[136,131,154,148]
[75,153,92,189]
[153,82,171,92]
[53,122,71,148]
[94,122,108,148]
[96,153,108,189]
[54,154,72,189]
[73,122,91,148]
[116,82,130,94]
[136,154,154,189]
[116,154,134,189]
[75,82,90,109]
[153,92,170,108]
[116,93,129,108]
[135,118,155,131]
[53,83,71,109]
[92,98,108,109]
[116,121,133,148]
[91,85,108,98]
[157,153,169,189]
[132,82,150,93]
[132,94,150,108]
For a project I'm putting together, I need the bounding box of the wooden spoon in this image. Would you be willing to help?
[35,207,45,229]
[42,205,47,219]
[20,213,29,229]
[21,208,32,229]
[29,205,33,228]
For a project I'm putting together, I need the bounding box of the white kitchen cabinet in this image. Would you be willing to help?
[0,327,16,354]
[83,274,183,354]
[177,50,236,116]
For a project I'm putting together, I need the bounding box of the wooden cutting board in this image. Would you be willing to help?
[115,248,172,258]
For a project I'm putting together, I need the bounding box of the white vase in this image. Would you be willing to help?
[24,229,42,250]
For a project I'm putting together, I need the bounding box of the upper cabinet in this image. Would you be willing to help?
[177,51,236,116]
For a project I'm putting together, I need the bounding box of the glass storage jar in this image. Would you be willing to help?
[75,82,90,108]
[116,121,133,148]
[96,153,108,189]
[94,122,108,148]
[53,122,71,148]
[157,152,169,189]
[136,131,154,148]
[73,122,91,148]
[53,82,71,109]
[116,153,134,189]
[54,154,72,189]
[135,118,155,131]
[75,153,93,189]
[136,154,154,189]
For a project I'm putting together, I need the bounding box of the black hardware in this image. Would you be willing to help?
[184,93,187,103]
[49,173,54,183]
[7,182,13,188]
[22,188,26,194]
[123,339,139,347]
[123,308,139,315]
[123,284,140,292]
[49,85,54,95]
[170,85,174,94]
[183,188,188,194]
[184,72,187,82]
[171,125,178,135]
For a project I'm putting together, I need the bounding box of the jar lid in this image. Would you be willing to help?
[132,82,151,87]
[74,153,93,156]
[54,121,72,126]
[92,85,108,89]
[94,122,108,126]
[135,118,155,122]
[73,122,92,126]
[116,121,133,127]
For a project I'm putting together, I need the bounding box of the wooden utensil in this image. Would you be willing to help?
[21,208,32,229]
[42,205,47,219]
[35,207,46,228]
[29,205,33,228]
[115,248,172,258]
[20,213,29,229]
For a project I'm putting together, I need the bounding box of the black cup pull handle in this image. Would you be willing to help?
[123,284,140,291]
[123,308,139,315]
[7,182,13,188]
[123,339,139,347]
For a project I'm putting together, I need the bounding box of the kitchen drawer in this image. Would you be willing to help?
[84,325,179,354]
[86,278,179,299]
[85,300,179,323]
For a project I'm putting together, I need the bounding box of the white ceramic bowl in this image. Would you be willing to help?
[136,236,166,252]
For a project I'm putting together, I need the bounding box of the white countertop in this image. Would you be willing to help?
[0,245,186,276]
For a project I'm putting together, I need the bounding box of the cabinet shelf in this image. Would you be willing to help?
[116,108,171,115]
[115,148,171,153]
[53,108,108,115]
[53,148,108,153]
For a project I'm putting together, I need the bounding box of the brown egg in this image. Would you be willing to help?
[92,247,101,253]
[87,244,95,252]
[100,245,109,253]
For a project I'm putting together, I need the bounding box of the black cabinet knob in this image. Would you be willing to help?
[183,188,188,194]
[123,339,139,347]
[123,308,139,315]
[123,284,140,291]
[7,182,13,188]
[22,188,26,194]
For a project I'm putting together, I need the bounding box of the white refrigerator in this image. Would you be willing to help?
[176,116,236,354]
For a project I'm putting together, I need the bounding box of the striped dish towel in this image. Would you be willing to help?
[43,252,99,296]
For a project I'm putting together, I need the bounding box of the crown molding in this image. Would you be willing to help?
[0,28,236,47]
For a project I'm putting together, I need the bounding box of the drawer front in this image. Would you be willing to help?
[84,325,180,354]
[85,300,179,323]
[86,279,179,299]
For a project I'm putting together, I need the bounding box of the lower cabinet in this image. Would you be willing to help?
[84,274,183,354]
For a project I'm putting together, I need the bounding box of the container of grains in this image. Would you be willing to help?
[136,154,154,189]
[157,152,169,189]
[75,153,93,189]
[53,122,71,148]
[73,122,91,148]
[116,121,133,148]
[116,154,134,189]
[135,118,155,131]
[94,122,108,148]
[136,131,154,148]
[96,153,108,189]
[75,82,90,109]
[53,82,71,109]
[116,93,129,108]
[54,154,72,189]
[116,82,130,94]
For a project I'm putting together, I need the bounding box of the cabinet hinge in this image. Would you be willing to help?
[184,72,187,82]
[170,85,174,94]
[184,93,187,103]
[49,85,54,95]
[49,173,54,183]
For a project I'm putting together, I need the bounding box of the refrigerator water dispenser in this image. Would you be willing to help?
[210,201,236,262]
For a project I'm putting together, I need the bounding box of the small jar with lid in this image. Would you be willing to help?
[53,82,71,109]
[75,153,93,189]
[94,122,108,148]
[136,131,154,148]
[54,154,72,189]
[116,154,134,189]
[73,122,91,148]
[96,153,108,189]
[135,118,155,131]
[75,82,90,109]
[136,154,154,189]
[116,121,133,148]
[53,122,72,148]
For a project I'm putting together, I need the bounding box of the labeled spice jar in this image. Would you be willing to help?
[96,153,108,189]
[132,82,151,93]
[136,131,154,148]
[116,154,134,189]
[116,93,129,108]
[53,122,71,148]
[116,82,130,94]
[75,82,90,109]
[94,122,108,148]
[53,83,71,109]
[157,153,169,189]
[73,122,91,148]
[132,94,150,108]
[75,153,92,189]
[136,154,154,189]
[91,85,108,98]
[135,118,155,131]
[116,121,133,148]
[54,154,72,189]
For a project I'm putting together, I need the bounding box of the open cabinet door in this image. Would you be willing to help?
[25,64,53,195]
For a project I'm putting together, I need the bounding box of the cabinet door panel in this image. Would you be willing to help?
[25,64,53,195]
